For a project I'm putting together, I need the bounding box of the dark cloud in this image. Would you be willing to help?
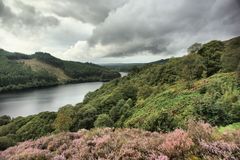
[49,0,127,25]
[0,0,59,29]
[0,0,240,62]
[0,0,14,21]
[87,0,240,57]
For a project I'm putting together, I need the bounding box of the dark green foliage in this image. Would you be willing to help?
[73,107,98,130]
[63,61,120,82]
[1,36,240,151]
[137,85,153,99]
[0,115,11,126]
[0,116,34,137]
[181,54,206,88]
[197,40,224,76]
[94,114,114,128]
[0,136,16,151]
[187,43,202,54]
[0,56,58,92]
[116,99,134,127]
[32,52,120,82]
[0,112,56,147]
[149,112,177,132]
[103,63,145,72]
[221,36,240,72]
[54,105,75,132]
[16,112,56,141]
[0,49,30,60]
[194,80,240,126]
[0,49,120,92]
[119,84,138,101]
[110,99,125,122]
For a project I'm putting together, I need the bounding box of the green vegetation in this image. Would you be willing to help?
[53,105,75,132]
[0,115,11,126]
[94,114,114,127]
[103,63,145,72]
[0,50,120,92]
[218,122,240,133]
[103,59,168,72]
[0,36,239,151]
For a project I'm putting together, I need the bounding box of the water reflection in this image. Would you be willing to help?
[0,82,103,117]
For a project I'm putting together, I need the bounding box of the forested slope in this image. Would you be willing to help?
[0,36,239,151]
[0,50,120,92]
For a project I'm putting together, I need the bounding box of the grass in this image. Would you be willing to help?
[218,122,240,133]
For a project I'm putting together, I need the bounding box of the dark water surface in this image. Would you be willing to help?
[0,82,103,117]
[0,72,128,117]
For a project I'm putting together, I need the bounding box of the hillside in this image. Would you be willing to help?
[18,59,71,81]
[0,36,239,152]
[0,50,120,92]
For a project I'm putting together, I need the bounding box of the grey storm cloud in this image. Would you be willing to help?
[49,0,128,25]
[0,0,240,61]
[87,0,240,57]
[0,0,14,21]
[0,0,59,29]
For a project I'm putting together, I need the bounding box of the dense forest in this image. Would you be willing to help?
[0,36,239,158]
[0,50,120,92]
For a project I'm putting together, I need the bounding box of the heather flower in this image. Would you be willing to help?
[187,120,214,143]
[93,134,111,147]
[159,129,194,158]
[53,155,66,160]
[200,140,240,159]
[10,148,52,160]
[149,153,169,160]
[0,124,239,160]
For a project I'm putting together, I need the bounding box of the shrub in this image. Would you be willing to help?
[159,129,193,158]
[0,136,16,151]
[94,114,114,128]
[0,123,239,159]
[54,105,75,132]
[0,115,11,126]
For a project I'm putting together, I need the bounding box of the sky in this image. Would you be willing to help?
[0,0,239,63]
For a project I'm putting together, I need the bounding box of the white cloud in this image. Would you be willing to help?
[1,0,240,63]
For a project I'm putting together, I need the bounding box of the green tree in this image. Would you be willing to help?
[181,54,206,88]
[0,115,11,126]
[74,107,98,130]
[187,43,202,54]
[197,40,224,76]
[0,136,16,151]
[94,114,114,128]
[109,99,125,122]
[54,105,75,132]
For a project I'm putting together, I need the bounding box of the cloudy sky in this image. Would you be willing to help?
[0,0,239,63]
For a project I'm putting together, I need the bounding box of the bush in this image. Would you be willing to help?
[54,105,75,132]
[1,122,239,159]
[0,136,16,151]
[0,115,11,126]
[94,114,114,128]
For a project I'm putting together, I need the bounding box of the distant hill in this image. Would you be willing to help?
[101,63,145,72]
[0,50,120,92]
[102,59,168,72]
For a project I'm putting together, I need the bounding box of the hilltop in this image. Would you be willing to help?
[0,50,120,92]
